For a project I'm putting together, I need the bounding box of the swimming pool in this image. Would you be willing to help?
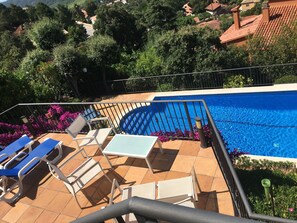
[120,91,297,158]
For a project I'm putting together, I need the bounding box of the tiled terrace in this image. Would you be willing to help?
[0,133,234,223]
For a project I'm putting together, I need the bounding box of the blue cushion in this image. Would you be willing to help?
[10,139,60,176]
[0,135,31,163]
[0,168,20,177]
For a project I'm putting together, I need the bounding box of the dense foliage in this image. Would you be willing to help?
[0,1,296,111]
[236,157,297,220]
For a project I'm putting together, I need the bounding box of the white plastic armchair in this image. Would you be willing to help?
[66,114,116,168]
[48,148,112,208]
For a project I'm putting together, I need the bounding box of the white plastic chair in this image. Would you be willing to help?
[48,148,112,207]
[66,114,116,168]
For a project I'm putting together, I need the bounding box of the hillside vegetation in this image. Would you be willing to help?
[4,0,85,7]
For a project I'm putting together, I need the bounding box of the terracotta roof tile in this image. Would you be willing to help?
[254,4,297,44]
[220,15,262,43]
[205,3,221,11]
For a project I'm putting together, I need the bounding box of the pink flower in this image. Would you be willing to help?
[288,208,294,213]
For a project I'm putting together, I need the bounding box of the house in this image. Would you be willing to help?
[76,21,95,37]
[198,19,221,30]
[240,0,261,11]
[220,0,297,45]
[205,3,222,15]
[183,2,193,16]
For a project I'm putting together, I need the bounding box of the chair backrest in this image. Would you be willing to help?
[66,114,88,138]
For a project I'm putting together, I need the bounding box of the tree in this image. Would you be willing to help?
[7,4,28,29]
[18,48,62,101]
[28,18,66,50]
[94,4,144,50]
[84,0,97,17]
[0,31,32,71]
[144,0,177,33]
[189,0,209,13]
[25,5,38,23]
[85,35,120,91]
[53,44,85,98]
[175,11,195,28]
[67,23,88,45]
[0,70,33,111]
[35,2,54,19]
[54,4,75,29]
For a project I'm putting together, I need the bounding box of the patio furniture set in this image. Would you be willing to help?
[0,113,199,213]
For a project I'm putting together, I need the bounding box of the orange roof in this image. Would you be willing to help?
[198,20,221,30]
[254,4,297,44]
[205,3,221,11]
[220,15,262,44]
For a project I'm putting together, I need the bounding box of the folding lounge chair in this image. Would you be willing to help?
[66,114,116,168]
[0,138,63,203]
[0,135,33,165]
[47,148,112,208]
[110,179,156,223]
[157,168,199,208]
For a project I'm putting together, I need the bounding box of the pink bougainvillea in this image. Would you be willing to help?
[0,105,79,147]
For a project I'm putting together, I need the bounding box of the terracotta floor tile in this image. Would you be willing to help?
[16,206,43,223]
[196,193,209,210]
[35,210,59,223]
[124,166,148,185]
[178,141,200,156]
[170,155,196,173]
[161,140,183,150]
[18,187,45,205]
[194,156,218,177]
[214,166,224,178]
[196,174,214,193]
[3,202,29,223]
[61,196,87,218]
[165,171,189,180]
[205,197,219,213]
[0,201,13,219]
[31,189,58,208]
[211,177,228,193]
[1,132,234,221]
[46,192,72,213]
[197,147,216,159]
[141,171,168,184]
[152,153,176,171]
[54,214,76,223]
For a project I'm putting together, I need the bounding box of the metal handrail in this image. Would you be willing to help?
[72,197,260,223]
[109,62,297,82]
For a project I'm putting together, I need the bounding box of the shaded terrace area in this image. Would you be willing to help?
[0,133,233,223]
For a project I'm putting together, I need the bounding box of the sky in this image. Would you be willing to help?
[0,0,6,2]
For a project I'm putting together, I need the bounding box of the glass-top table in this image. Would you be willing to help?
[103,134,163,173]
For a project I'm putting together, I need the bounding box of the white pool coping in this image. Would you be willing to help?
[148,83,297,100]
[243,155,297,167]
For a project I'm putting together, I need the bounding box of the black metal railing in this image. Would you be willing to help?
[0,101,296,223]
[72,197,260,223]
[92,63,297,95]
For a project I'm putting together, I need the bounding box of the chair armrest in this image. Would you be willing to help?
[58,149,89,169]
[18,156,43,179]
[3,151,27,169]
[73,136,95,141]
[89,117,109,123]
[109,179,122,206]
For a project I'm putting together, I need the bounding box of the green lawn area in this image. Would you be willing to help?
[235,157,297,220]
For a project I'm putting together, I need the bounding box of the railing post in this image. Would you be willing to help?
[183,102,194,140]
[195,116,207,148]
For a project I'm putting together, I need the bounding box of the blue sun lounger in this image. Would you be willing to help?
[0,135,33,165]
[0,138,63,203]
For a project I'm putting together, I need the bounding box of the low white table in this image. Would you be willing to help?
[103,134,163,173]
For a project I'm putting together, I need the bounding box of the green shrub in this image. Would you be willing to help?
[223,74,253,88]
[274,75,297,84]
[236,158,297,220]
[157,83,174,91]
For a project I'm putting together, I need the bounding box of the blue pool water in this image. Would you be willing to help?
[120,91,297,158]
